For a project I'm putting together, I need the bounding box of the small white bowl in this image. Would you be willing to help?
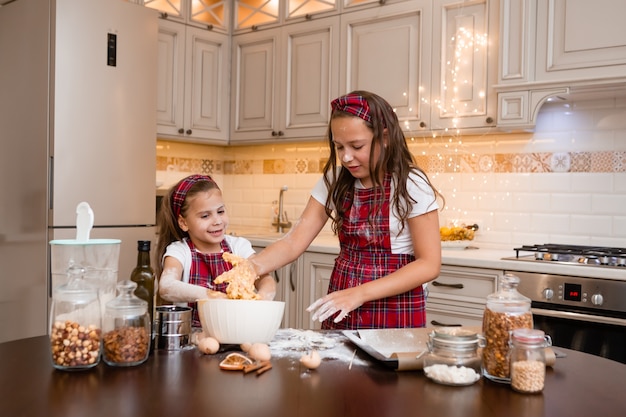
[197,298,285,344]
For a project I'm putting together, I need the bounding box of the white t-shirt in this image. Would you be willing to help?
[163,235,255,284]
[310,171,439,254]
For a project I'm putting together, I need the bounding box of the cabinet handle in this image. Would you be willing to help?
[178,128,184,134]
[430,320,462,327]
[419,121,426,128]
[305,14,312,20]
[206,24,213,31]
[486,116,494,124]
[271,130,284,137]
[278,130,284,136]
[159,12,168,20]
[432,281,464,289]
[379,0,388,5]
[289,262,296,292]
[186,129,192,135]
[272,271,279,284]
[251,25,259,31]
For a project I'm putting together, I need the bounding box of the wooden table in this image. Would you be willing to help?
[1,331,625,417]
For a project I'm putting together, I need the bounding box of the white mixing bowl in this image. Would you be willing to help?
[197,298,285,344]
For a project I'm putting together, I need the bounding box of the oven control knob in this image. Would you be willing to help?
[591,293,604,306]
[542,288,554,300]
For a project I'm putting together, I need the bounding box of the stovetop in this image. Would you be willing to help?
[504,244,626,268]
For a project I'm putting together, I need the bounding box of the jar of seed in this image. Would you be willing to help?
[482,273,533,383]
[509,328,552,393]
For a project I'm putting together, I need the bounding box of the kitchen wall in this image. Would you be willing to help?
[156,96,626,249]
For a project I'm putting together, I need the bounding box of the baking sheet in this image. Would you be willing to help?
[342,328,430,370]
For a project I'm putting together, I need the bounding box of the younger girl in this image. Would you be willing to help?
[156,175,276,327]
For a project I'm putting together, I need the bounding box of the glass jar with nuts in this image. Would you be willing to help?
[482,273,533,383]
[49,266,102,370]
[102,280,151,367]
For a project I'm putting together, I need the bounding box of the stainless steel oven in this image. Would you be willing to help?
[502,244,626,364]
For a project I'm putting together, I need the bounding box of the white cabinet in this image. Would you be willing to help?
[143,0,230,32]
[230,16,340,143]
[157,19,230,143]
[496,0,626,130]
[252,245,301,329]
[340,0,498,133]
[426,265,499,327]
[535,0,626,83]
[429,0,498,130]
[234,0,338,32]
[301,251,334,330]
[340,0,432,131]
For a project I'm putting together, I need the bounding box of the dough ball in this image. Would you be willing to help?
[240,342,252,353]
[300,350,321,369]
[197,337,220,355]
[248,343,271,362]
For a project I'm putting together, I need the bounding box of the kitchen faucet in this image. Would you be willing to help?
[272,185,292,233]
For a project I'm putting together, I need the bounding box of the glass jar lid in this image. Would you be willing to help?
[486,273,531,312]
[429,327,483,353]
[105,280,147,317]
[511,328,549,345]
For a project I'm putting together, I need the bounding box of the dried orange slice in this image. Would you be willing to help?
[219,352,253,371]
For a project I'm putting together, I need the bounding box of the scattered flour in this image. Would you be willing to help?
[269,329,368,367]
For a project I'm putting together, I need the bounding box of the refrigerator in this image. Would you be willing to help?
[0,0,158,343]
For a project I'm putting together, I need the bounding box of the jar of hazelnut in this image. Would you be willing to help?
[49,265,102,370]
[102,280,151,367]
[481,273,533,383]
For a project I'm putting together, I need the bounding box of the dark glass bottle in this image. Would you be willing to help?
[130,240,156,349]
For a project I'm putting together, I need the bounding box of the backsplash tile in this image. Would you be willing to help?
[157,97,626,248]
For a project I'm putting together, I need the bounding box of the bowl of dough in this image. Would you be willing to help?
[197,298,285,344]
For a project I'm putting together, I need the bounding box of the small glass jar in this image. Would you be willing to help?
[422,327,484,386]
[509,328,552,393]
[102,280,151,367]
[49,265,102,370]
[482,273,533,383]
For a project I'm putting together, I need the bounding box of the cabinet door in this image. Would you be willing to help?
[340,1,432,132]
[430,0,498,130]
[279,16,340,139]
[183,26,230,142]
[536,0,626,82]
[230,28,280,141]
[156,19,185,138]
[302,252,333,330]
[253,245,299,328]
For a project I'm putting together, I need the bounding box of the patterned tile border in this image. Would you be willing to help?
[157,150,626,176]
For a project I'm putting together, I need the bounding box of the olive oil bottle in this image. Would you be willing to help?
[130,240,156,350]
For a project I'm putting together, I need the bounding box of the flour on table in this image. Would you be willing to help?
[269,328,367,367]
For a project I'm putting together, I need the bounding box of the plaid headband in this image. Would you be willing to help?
[171,174,217,219]
[331,93,371,123]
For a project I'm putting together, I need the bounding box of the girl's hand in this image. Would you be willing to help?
[306,288,363,324]
[206,289,228,299]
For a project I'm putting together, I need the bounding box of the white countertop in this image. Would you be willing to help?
[232,228,626,282]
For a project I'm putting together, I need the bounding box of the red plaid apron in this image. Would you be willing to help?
[322,174,425,330]
[186,239,232,327]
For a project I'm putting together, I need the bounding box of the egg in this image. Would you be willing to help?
[240,342,252,353]
[197,337,220,355]
[248,343,271,362]
[300,350,321,369]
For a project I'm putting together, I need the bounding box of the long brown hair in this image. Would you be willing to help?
[322,90,443,235]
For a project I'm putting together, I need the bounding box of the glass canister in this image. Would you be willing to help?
[509,328,552,393]
[102,280,151,366]
[482,273,533,382]
[49,265,102,370]
[422,327,484,386]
